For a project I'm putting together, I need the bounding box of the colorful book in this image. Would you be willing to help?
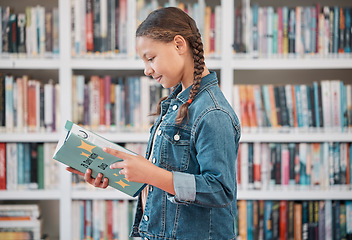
[53,120,146,197]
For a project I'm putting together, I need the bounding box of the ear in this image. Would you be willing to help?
[173,35,188,55]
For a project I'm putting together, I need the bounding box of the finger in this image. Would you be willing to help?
[66,167,84,176]
[110,161,125,170]
[84,169,94,183]
[101,177,109,188]
[103,147,134,160]
[94,173,104,186]
[119,168,126,175]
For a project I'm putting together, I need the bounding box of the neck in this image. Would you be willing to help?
[181,65,210,91]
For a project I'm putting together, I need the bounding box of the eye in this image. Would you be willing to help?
[147,57,155,62]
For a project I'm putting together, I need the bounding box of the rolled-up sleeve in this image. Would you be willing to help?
[167,171,196,205]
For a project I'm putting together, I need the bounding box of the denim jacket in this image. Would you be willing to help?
[131,71,241,240]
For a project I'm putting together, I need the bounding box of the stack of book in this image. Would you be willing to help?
[0,5,59,58]
[0,204,42,240]
[0,74,60,133]
[0,142,59,190]
[238,142,352,191]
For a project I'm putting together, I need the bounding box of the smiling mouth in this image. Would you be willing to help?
[154,76,162,82]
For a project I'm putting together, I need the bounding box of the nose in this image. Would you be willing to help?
[144,64,154,76]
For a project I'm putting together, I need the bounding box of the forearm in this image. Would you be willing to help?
[146,165,175,195]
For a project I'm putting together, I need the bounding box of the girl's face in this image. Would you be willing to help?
[136,36,194,90]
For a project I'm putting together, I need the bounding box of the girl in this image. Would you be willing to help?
[68,7,241,240]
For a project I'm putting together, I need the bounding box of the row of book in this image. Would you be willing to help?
[237,200,352,240]
[233,80,352,132]
[0,204,43,240]
[238,142,352,191]
[0,142,59,190]
[0,6,59,57]
[72,200,137,240]
[0,74,60,133]
[234,3,352,58]
[71,0,128,57]
[72,74,169,132]
[136,0,221,57]
[71,0,221,58]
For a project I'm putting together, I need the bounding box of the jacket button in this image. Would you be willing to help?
[152,158,156,164]
[174,134,180,141]
[144,215,149,221]
[172,105,178,110]
[144,237,149,240]
[157,130,162,135]
[149,186,153,192]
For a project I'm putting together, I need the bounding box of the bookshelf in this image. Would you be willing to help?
[0,0,352,239]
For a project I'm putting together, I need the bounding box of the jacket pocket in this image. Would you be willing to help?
[160,125,191,171]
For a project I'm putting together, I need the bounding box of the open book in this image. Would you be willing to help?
[53,120,146,197]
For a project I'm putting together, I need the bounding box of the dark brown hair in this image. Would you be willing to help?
[136,7,205,125]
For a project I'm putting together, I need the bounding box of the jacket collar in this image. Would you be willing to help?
[167,71,218,103]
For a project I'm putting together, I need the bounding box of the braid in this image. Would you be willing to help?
[175,33,205,125]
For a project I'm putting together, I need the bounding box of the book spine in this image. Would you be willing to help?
[5,75,14,132]
[279,201,287,240]
[0,142,6,190]
[345,8,351,53]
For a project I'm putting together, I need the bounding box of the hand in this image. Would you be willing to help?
[66,167,109,189]
[103,147,154,184]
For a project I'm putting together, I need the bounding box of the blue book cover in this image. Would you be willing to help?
[294,85,303,128]
[333,143,341,185]
[247,200,253,240]
[17,143,24,188]
[23,143,31,188]
[267,6,274,56]
[264,200,273,240]
[299,143,308,187]
[261,85,272,127]
[346,201,352,239]
[333,200,341,240]
[273,12,278,54]
[313,82,320,128]
[333,6,339,53]
[341,82,348,129]
[252,4,259,57]
[53,120,147,197]
[310,7,317,54]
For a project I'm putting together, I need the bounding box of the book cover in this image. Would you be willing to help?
[53,120,146,197]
